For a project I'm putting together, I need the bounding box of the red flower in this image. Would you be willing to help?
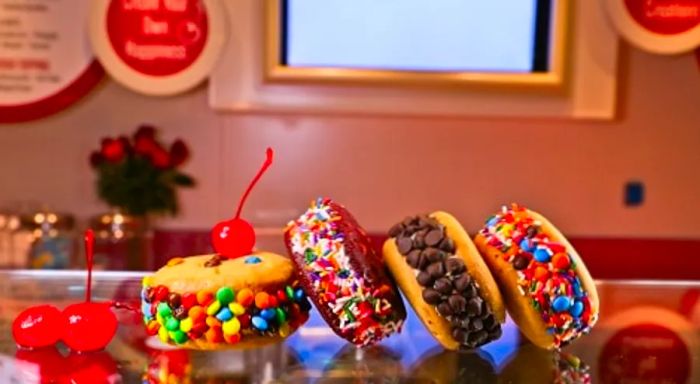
[169,139,189,167]
[100,138,125,163]
[134,125,156,140]
[134,136,156,156]
[151,146,171,169]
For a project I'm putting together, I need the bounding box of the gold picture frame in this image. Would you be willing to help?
[264,0,570,89]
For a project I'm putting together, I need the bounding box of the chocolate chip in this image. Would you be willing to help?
[173,306,187,320]
[462,284,479,298]
[467,297,484,316]
[439,237,456,253]
[402,216,415,227]
[433,278,453,294]
[448,295,468,313]
[396,236,413,254]
[445,257,466,275]
[451,316,470,329]
[416,271,434,287]
[413,233,426,249]
[512,254,530,270]
[426,261,445,278]
[406,250,423,268]
[470,317,484,331]
[483,315,496,330]
[489,326,503,340]
[424,229,444,247]
[469,330,488,346]
[422,288,442,305]
[437,302,453,317]
[167,292,181,308]
[527,225,539,238]
[453,274,472,292]
[481,300,491,315]
[423,248,445,263]
[388,223,404,238]
[204,255,223,267]
[452,328,468,344]
[417,215,433,228]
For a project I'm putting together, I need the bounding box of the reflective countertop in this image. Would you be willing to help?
[0,271,698,383]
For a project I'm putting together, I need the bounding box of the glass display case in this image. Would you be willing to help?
[0,270,698,383]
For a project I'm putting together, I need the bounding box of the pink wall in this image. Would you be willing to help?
[1,45,699,239]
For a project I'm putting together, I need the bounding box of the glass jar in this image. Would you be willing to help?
[89,209,154,271]
[25,211,77,269]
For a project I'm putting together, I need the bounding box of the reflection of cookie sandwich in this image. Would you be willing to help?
[285,198,406,347]
[475,204,599,349]
[383,212,505,350]
[141,252,311,349]
[411,348,496,384]
[500,344,591,384]
[318,345,404,383]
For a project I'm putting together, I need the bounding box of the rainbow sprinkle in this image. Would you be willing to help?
[479,204,597,348]
[286,198,404,346]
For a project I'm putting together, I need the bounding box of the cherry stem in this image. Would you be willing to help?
[234,147,274,219]
[84,229,94,303]
[110,301,139,313]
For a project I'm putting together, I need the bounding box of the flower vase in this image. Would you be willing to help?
[89,209,154,271]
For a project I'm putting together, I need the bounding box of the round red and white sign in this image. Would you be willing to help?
[0,0,103,123]
[603,0,700,54]
[89,0,226,95]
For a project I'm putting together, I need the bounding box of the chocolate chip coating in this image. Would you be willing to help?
[433,278,453,294]
[445,257,466,275]
[426,261,445,279]
[467,297,483,316]
[406,250,423,269]
[389,214,503,349]
[422,288,441,305]
[424,229,444,247]
[453,274,472,292]
[396,236,413,254]
[470,317,483,331]
[439,237,455,253]
[388,223,404,238]
[448,295,468,313]
[437,302,453,317]
[416,271,434,287]
[424,248,444,263]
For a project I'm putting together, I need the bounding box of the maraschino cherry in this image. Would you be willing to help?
[12,305,65,349]
[12,229,118,352]
[62,229,118,352]
[211,147,274,259]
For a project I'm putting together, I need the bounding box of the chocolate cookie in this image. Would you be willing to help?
[383,211,505,351]
[285,198,406,346]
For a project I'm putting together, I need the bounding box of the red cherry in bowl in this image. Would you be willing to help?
[62,302,118,353]
[12,305,66,349]
[211,218,255,259]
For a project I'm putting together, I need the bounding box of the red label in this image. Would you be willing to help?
[624,0,700,35]
[599,323,691,383]
[106,0,209,77]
